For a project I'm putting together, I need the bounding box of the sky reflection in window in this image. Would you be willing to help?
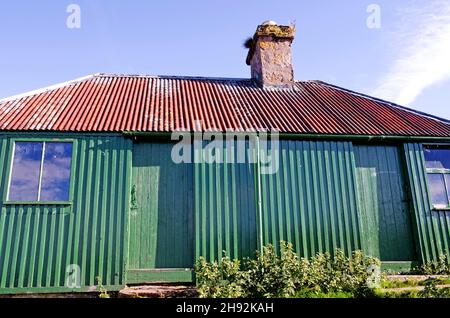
[41,143,73,201]
[8,141,72,202]
[8,142,43,201]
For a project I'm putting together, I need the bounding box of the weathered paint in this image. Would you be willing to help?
[1,134,450,293]
[404,143,450,263]
[2,74,450,137]
[259,140,362,257]
[0,134,132,293]
[354,145,417,261]
[126,268,194,284]
[128,142,194,280]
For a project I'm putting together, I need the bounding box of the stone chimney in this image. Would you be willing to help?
[246,21,296,89]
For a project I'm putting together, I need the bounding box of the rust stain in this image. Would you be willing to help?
[0,74,449,136]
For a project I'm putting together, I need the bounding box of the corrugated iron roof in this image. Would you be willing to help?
[1,73,450,136]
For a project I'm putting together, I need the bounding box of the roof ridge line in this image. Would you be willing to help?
[312,80,450,125]
[0,74,100,104]
[95,73,252,82]
[0,74,309,105]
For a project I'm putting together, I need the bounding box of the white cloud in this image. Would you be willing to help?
[372,0,450,106]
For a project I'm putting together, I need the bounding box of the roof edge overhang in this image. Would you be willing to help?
[1,130,450,143]
[122,131,450,143]
[0,74,99,104]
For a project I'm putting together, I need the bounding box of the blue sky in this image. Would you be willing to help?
[0,0,449,119]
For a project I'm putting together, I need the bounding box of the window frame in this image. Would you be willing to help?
[423,144,450,211]
[4,138,76,205]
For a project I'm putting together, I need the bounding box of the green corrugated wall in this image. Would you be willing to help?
[0,134,132,293]
[194,140,258,261]
[2,134,450,293]
[260,141,362,257]
[132,139,365,264]
[404,143,450,263]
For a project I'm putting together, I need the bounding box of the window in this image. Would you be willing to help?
[8,141,73,202]
[424,146,450,209]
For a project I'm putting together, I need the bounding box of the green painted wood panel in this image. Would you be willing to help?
[354,145,417,261]
[129,142,194,270]
[126,269,194,284]
[0,134,132,292]
[404,143,450,263]
[260,141,362,257]
[194,140,258,261]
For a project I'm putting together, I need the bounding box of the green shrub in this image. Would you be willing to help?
[418,279,450,298]
[294,249,380,297]
[195,241,381,298]
[194,255,247,298]
[420,254,450,275]
[96,277,110,299]
[244,243,299,298]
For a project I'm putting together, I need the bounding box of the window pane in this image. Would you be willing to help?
[8,142,43,201]
[446,174,450,204]
[424,148,450,169]
[40,142,73,202]
[427,174,449,206]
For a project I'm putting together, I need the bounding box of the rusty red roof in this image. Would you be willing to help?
[1,73,449,136]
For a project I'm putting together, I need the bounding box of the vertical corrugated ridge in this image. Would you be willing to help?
[260,140,362,256]
[1,76,450,136]
[0,135,131,290]
[195,140,257,261]
[403,143,450,263]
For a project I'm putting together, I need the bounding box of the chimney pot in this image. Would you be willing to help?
[246,22,296,89]
[261,20,278,26]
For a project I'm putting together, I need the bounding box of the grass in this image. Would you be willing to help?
[380,277,450,289]
[294,290,356,298]
[293,277,450,298]
[373,289,421,298]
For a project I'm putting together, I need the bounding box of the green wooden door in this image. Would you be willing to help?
[128,143,194,282]
[354,145,417,261]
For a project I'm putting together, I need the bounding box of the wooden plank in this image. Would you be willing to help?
[126,269,194,284]
[354,145,417,261]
